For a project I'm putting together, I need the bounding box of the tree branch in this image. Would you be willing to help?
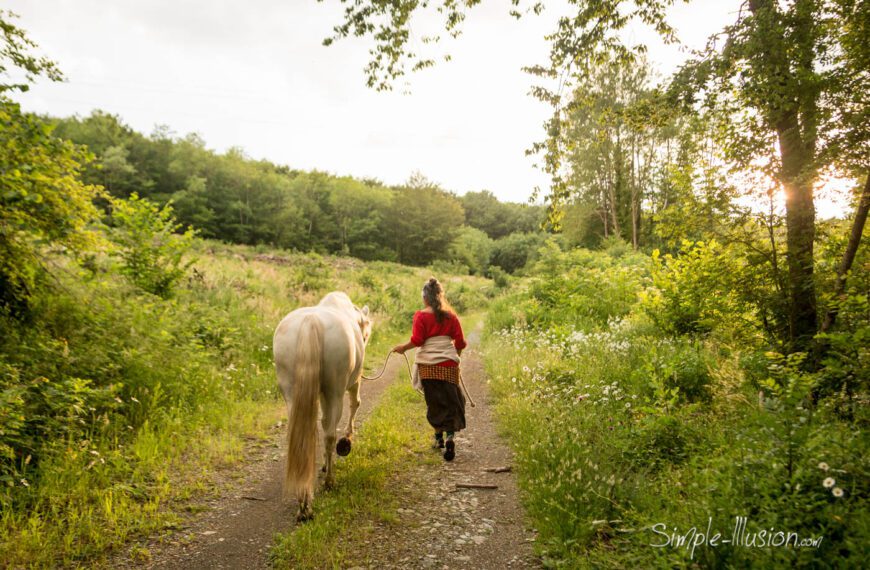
[820,174,870,333]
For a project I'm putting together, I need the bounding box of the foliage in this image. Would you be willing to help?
[642,240,752,338]
[326,0,870,353]
[523,241,647,329]
[0,10,63,93]
[0,98,104,315]
[448,225,493,275]
[0,238,491,566]
[51,113,543,269]
[490,232,548,274]
[459,190,545,239]
[109,193,196,298]
[386,176,466,265]
[483,245,868,567]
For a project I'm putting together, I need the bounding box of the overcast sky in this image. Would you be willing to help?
[10,0,743,205]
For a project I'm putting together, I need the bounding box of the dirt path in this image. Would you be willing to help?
[110,354,403,570]
[111,327,539,569]
[344,328,539,570]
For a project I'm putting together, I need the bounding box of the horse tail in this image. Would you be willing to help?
[285,313,323,506]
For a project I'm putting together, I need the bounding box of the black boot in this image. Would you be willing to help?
[443,433,455,461]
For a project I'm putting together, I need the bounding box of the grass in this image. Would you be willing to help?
[269,381,436,569]
[480,246,868,568]
[0,239,491,567]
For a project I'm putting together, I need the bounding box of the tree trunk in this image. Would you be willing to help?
[779,121,817,352]
[749,0,819,352]
[820,174,870,333]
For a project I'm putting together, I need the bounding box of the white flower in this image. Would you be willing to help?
[823,477,836,488]
[818,462,829,471]
[832,487,844,498]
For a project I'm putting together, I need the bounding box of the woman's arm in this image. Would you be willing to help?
[391,340,416,354]
[452,316,467,353]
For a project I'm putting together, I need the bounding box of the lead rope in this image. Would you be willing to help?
[458,370,477,408]
[361,350,476,408]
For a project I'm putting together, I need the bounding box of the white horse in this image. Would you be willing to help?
[272,291,371,521]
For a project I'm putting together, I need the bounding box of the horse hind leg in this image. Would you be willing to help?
[337,382,361,457]
[320,394,342,489]
[297,489,313,522]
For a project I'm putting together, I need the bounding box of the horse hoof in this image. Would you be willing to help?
[443,439,455,462]
[296,510,313,523]
[336,437,352,456]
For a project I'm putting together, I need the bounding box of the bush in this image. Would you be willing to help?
[638,339,713,406]
[0,99,103,315]
[487,265,510,289]
[641,240,753,338]
[490,232,548,274]
[625,414,693,471]
[109,194,196,298]
[524,243,647,330]
[447,226,493,275]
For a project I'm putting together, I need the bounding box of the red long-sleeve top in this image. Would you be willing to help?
[410,310,466,367]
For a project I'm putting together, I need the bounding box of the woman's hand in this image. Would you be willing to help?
[392,343,407,354]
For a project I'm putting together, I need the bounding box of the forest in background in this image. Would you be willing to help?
[49,111,549,274]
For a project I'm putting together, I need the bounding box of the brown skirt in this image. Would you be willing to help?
[421,377,466,432]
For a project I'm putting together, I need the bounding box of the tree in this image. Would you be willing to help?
[448,226,494,274]
[324,0,869,353]
[386,175,465,265]
[0,11,102,315]
[491,232,547,274]
[0,10,62,94]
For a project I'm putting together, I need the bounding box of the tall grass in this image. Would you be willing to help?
[482,246,868,568]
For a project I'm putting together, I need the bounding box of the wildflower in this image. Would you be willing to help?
[832,487,844,498]
[818,462,829,471]
[823,477,835,488]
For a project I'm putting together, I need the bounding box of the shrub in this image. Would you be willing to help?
[626,414,693,471]
[490,232,547,274]
[487,265,510,289]
[109,194,196,298]
[638,339,713,406]
[642,240,752,338]
[0,100,104,315]
[447,226,493,275]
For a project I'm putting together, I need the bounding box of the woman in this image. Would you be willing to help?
[392,277,466,461]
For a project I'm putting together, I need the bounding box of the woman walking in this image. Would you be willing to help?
[392,278,466,461]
